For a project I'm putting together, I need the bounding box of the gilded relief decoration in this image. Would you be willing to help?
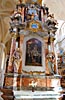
[26,20,43,33]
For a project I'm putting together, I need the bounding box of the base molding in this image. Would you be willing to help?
[0,88,14,100]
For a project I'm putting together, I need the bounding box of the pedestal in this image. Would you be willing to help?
[0,88,14,100]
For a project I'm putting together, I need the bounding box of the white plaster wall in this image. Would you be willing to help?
[54,20,65,53]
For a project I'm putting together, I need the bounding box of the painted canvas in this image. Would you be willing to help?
[25,38,42,66]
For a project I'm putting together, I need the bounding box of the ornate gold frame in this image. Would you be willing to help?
[26,20,43,33]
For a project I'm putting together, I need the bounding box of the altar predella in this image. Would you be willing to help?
[0,0,63,100]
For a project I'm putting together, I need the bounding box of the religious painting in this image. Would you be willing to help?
[25,38,42,66]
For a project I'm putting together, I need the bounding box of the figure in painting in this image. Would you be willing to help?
[25,39,42,66]
[26,44,32,64]
[31,45,41,64]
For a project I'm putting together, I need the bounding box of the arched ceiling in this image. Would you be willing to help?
[43,0,65,21]
[0,0,16,44]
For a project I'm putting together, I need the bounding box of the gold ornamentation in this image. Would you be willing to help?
[26,20,43,33]
[11,32,18,39]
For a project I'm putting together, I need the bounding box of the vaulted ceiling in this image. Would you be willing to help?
[44,0,65,21]
[0,0,65,45]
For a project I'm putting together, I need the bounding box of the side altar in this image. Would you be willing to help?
[0,0,63,100]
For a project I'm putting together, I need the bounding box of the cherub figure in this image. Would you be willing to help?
[46,14,58,26]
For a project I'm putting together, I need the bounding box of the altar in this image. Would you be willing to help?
[0,0,63,100]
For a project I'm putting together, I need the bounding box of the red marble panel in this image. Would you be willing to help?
[5,77,13,87]
[22,78,47,87]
